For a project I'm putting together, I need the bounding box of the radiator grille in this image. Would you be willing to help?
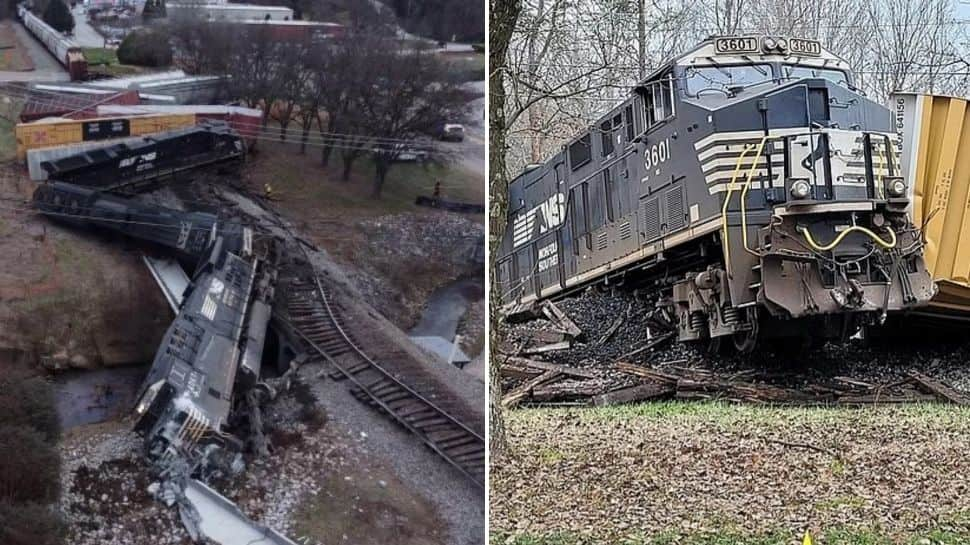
[619,221,632,240]
[666,186,686,232]
[640,197,661,242]
[596,231,609,250]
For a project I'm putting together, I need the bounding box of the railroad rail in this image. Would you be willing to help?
[284,272,486,488]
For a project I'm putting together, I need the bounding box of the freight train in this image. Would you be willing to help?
[17,3,87,80]
[498,36,937,352]
[40,123,247,192]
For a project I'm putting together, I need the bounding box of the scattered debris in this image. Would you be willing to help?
[501,288,970,407]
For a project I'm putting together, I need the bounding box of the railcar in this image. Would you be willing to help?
[32,180,270,476]
[32,181,244,261]
[498,36,937,351]
[41,123,246,192]
[18,3,87,80]
[132,238,259,477]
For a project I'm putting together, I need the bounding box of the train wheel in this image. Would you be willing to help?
[731,310,759,354]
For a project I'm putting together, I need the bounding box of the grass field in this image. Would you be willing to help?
[246,140,485,218]
[0,117,16,162]
[491,402,970,545]
[81,48,145,77]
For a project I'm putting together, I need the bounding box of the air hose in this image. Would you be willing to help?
[797,225,897,252]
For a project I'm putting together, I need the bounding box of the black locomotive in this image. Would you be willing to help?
[41,123,245,193]
[498,36,936,351]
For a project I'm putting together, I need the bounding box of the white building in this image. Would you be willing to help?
[167,2,294,21]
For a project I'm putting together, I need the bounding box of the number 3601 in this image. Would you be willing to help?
[644,138,670,169]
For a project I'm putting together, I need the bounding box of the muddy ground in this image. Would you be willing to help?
[0,165,170,371]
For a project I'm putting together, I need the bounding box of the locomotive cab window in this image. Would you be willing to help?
[781,65,850,87]
[569,133,592,171]
[683,63,772,97]
[599,114,623,157]
[642,77,675,130]
[624,105,636,141]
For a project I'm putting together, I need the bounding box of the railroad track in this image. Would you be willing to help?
[285,273,486,488]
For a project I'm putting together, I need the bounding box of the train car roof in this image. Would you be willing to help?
[637,35,850,86]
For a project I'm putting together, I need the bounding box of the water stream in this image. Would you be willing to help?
[52,365,147,428]
[409,277,484,341]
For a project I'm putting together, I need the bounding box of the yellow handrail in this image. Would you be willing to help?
[797,224,897,251]
[739,137,770,256]
[721,136,769,267]
[720,143,756,267]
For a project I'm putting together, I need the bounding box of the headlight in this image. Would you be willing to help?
[763,37,777,50]
[885,177,906,198]
[777,38,789,51]
[790,179,811,199]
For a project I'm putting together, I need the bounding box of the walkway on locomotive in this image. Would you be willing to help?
[501,36,917,309]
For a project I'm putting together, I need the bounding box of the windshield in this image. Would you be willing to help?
[782,65,849,87]
[683,64,773,97]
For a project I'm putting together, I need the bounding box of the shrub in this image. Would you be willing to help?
[42,0,74,34]
[0,500,66,545]
[0,425,61,503]
[117,29,172,67]
[0,376,61,443]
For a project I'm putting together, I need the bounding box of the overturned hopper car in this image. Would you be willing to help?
[498,35,937,352]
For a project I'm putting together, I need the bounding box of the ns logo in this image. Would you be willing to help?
[512,193,566,248]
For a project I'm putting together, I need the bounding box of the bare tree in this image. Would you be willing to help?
[489,0,522,460]
[356,42,470,198]
[271,41,311,141]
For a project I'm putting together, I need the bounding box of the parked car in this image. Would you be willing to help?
[440,123,465,142]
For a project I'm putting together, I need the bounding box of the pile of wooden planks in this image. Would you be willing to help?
[513,301,584,356]
[499,358,970,408]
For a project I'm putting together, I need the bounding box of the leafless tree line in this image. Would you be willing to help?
[503,0,970,174]
[168,18,473,198]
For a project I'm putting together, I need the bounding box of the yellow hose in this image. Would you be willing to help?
[797,225,897,251]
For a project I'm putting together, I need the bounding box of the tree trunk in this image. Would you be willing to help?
[321,144,333,167]
[488,0,521,460]
[342,150,359,181]
[300,123,309,154]
[371,159,391,199]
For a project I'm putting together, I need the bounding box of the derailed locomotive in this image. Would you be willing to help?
[498,36,937,351]
[33,180,275,480]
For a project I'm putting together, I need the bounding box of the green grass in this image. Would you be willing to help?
[512,400,970,428]
[0,115,15,162]
[82,48,146,76]
[251,140,484,217]
[82,47,117,66]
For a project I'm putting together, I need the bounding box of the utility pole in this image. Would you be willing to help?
[638,0,646,79]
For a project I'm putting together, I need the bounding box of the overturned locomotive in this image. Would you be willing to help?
[34,180,276,481]
[498,36,936,351]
